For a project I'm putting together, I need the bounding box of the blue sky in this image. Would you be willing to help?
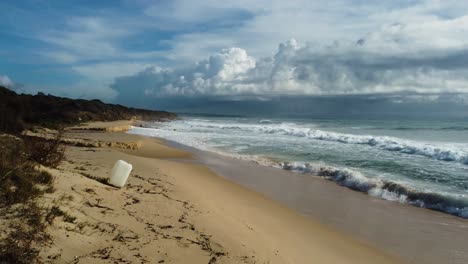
[1,0,468,114]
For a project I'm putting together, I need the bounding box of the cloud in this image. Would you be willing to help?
[41,51,79,64]
[36,16,166,64]
[52,82,119,101]
[73,62,151,83]
[149,0,468,60]
[0,75,14,88]
[356,16,468,57]
[111,47,258,103]
[38,17,129,63]
[144,0,253,25]
[111,16,468,102]
[4,0,468,105]
[64,62,152,101]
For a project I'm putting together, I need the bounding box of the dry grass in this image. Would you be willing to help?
[23,130,65,168]
[0,201,52,264]
[0,133,65,263]
[79,171,109,185]
[0,134,59,205]
[45,205,76,225]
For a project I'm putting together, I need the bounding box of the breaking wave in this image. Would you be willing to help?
[185,121,468,165]
[259,119,273,124]
[279,161,468,218]
[129,122,468,219]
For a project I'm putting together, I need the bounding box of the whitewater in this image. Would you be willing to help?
[129,116,468,218]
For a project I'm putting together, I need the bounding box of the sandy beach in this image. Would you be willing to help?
[34,121,405,263]
[175,141,468,264]
[4,2,468,263]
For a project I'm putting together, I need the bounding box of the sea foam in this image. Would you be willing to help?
[184,121,468,165]
[279,161,468,218]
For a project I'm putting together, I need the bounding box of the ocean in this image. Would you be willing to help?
[129,115,468,218]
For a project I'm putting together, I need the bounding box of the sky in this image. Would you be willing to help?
[1,0,468,117]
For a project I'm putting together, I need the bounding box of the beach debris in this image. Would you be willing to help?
[109,160,133,188]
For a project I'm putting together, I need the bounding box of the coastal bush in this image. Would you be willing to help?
[0,170,42,205]
[0,135,58,205]
[0,203,51,264]
[0,223,42,264]
[0,134,59,263]
[0,87,26,134]
[23,131,65,169]
[0,86,176,134]
[0,135,36,205]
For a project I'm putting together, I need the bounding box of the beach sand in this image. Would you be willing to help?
[172,141,468,264]
[38,121,403,263]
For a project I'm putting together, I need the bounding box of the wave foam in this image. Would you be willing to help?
[129,124,468,218]
[279,161,468,218]
[185,120,468,165]
[259,119,273,124]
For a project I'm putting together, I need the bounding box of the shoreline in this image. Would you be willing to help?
[128,124,468,219]
[150,136,468,264]
[39,121,404,263]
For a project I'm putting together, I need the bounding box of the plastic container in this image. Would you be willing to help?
[109,160,132,188]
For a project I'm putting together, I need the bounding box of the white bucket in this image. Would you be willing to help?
[109,160,132,188]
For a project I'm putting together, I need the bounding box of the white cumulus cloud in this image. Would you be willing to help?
[113,47,257,97]
[0,75,14,88]
[111,19,468,101]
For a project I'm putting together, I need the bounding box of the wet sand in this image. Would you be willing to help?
[164,139,468,264]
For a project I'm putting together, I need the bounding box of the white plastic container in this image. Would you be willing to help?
[109,160,132,188]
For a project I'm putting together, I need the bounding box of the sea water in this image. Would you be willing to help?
[129,116,468,218]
